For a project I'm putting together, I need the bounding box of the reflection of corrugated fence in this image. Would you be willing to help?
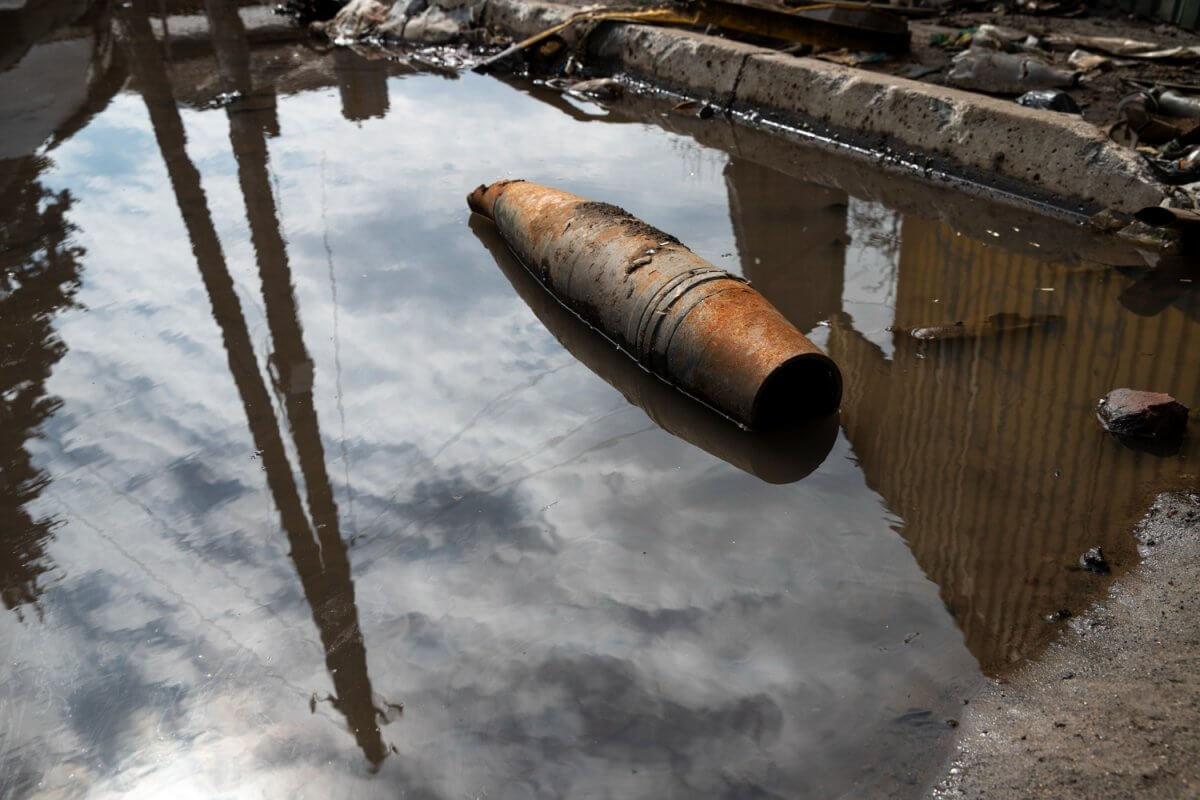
[829,215,1198,672]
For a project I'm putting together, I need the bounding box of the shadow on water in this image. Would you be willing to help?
[118,0,393,766]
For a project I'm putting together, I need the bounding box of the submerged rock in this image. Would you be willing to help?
[1079,546,1110,574]
[1096,388,1188,442]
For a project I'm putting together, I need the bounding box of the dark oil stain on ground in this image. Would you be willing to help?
[0,1,1196,797]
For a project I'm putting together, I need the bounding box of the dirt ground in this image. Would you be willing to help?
[932,491,1200,799]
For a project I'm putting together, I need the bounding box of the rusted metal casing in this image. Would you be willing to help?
[468,180,842,429]
[470,215,837,483]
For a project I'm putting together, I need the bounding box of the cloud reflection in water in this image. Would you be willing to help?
[0,23,978,800]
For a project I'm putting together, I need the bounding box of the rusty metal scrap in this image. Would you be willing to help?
[470,216,837,483]
[467,180,842,429]
[697,0,909,53]
[473,0,909,73]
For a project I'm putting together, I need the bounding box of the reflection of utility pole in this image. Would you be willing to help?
[334,48,389,121]
[206,0,392,767]
[119,0,390,768]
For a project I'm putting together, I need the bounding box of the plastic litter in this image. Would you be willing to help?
[1043,33,1200,61]
[1016,88,1081,114]
[1115,89,1200,147]
[948,46,1077,95]
[564,77,624,102]
[1066,49,1110,72]
[671,99,715,118]
[1144,145,1200,184]
[1157,90,1200,119]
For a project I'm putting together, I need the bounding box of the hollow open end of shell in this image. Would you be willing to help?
[750,353,843,429]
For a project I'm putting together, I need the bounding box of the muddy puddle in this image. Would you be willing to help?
[1,2,1197,797]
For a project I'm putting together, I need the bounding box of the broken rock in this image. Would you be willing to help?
[1079,546,1110,574]
[1096,388,1189,441]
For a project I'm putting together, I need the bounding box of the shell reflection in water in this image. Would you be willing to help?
[470,215,838,484]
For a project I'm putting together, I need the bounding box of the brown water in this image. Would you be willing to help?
[1,1,1197,797]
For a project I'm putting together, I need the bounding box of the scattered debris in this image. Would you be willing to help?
[1086,207,1128,231]
[473,6,697,74]
[671,98,715,118]
[1078,546,1111,574]
[1096,388,1189,443]
[403,3,473,44]
[948,47,1077,95]
[1144,145,1200,184]
[930,27,981,50]
[898,62,941,80]
[565,77,623,102]
[1066,49,1110,72]
[1042,33,1200,61]
[474,0,910,74]
[1157,90,1200,118]
[906,312,1062,341]
[1016,88,1081,114]
[1135,203,1200,232]
[816,49,890,66]
[310,0,477,44]
[1114,90,1200,147]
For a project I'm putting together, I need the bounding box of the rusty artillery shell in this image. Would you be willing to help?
[468,180,842,429]
[470,215,837,483]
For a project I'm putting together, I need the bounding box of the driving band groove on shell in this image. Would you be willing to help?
[467,179,842,429]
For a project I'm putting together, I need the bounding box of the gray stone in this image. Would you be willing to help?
[1096,388,1189,441]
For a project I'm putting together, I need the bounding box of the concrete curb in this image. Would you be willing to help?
[732,51,1164,213]
[479,0,1167,214]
